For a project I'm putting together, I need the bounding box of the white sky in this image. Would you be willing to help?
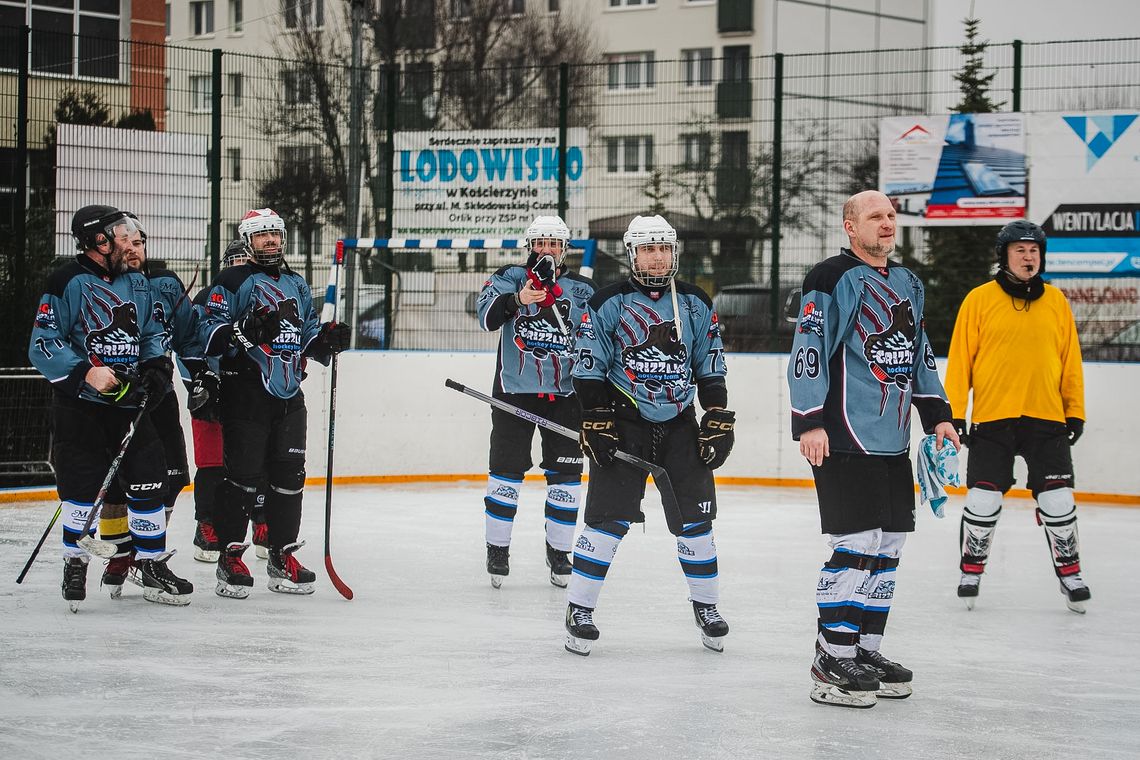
[930,0,1140,45]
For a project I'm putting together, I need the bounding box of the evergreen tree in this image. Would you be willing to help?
[918,18,1006,353]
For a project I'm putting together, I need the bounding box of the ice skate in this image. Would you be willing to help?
[809,644,879,708]
[137,552,193,606]
[252,520,269,560]
[101,555,139,600]
[267,541,316,595]
[193,520,220,563]
[565,602,599,656]
[957,572,981,610]
[545,542,571,588]
[856,647,913,699]
[691,600,729,652]
[216,542,254,599]
[62,557,88,613]
[486,543,509,589]
[1059,573,1091,614]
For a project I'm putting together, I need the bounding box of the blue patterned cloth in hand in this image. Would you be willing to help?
[917,434,961,518]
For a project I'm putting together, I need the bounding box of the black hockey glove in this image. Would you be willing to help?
[580,408,620,468]
[102,365,140,406]
[698,408,736,470]
[952,418,970,448]
[239,307,282,346]
[187,367,220,421]
[317,321,352,354]
[137,357,173,410]
[1066,417,1084,446]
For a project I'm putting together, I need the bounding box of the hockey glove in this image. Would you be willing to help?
[698,408,736,470]
[317,321,352,354]
[580,408,620,468]
[1066,417,1084,446]
[526,254,563,308]
[137,357,173,410]
[239,307,282,346]
[187,367,221,421]
[101,365,139,405]
[952,418,970,448]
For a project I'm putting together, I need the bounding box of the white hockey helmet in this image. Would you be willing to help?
[237,208,286,266]
[623,214,678,288]
[524,215,571,264]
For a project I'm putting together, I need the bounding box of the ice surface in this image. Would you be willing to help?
[1,484,1136,759]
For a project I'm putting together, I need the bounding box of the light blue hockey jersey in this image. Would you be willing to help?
[788,250,951,455]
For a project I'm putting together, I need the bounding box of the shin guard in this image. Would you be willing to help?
[961,488,1003,575]
[98,503,132,560]
[677,521,719,605]
[1036,488,1082,578]
[817,530,881,658]
[859,532,907,653]
[543,472,581,552]
[128,497,168,560]
[567,521,629,610]
[484,472,522,548]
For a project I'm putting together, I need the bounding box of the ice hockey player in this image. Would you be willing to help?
[474,216,596,589]
[28,204,194,610]
[95,213,207,598]
[188,240,268,564]
[789,190,959,707]
[565,214,735,655]
[195,208,350,599]
[945,220,1090,613]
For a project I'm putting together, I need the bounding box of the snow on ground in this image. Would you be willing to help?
[1,483,1136,759]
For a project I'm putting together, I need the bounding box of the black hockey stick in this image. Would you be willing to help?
[15,503,62,584]
[322,241,353,600]
[76,398,149,559]
[445,379,686,535]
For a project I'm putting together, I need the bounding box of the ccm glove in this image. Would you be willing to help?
[698,408,736,470]
[952,418,970,448]
[187,368,220,421]
[239,307,281,346]
[1066,417,1084,446]
[580,408,620,468]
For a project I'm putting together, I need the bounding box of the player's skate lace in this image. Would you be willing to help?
[1060,573,1087,592]
[195,521,218,546]
[569,605,594,628]
[959,573,981,589]
[280,551,305,581]
[252,522,269,548]
[696,605,725,626]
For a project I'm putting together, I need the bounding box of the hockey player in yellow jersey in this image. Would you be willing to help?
[945,220,1089,613]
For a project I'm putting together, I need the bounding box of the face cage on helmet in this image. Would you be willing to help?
[527,237,569,265]
[244,228,286,267]
[627,242,678,288]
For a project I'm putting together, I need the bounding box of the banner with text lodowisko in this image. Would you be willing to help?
[393,128,588,239]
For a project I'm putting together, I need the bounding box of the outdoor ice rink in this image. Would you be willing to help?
[1,482,1136,759]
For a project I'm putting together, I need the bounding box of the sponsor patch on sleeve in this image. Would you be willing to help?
[798,301,825,336]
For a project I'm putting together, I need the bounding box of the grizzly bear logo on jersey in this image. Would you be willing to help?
[82,284,140,366]
[863,299,916,390]
[513,298,572,359]
[621,320,687,393]
[268,297,303,362]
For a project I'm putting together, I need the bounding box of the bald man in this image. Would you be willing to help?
[788,190,960,708]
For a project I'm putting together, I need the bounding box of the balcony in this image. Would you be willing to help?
[716,80,752,119]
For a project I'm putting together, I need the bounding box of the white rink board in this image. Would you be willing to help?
[289,352,1139,497]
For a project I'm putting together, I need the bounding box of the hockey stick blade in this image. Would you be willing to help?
[445,379,686,535]
[16,504,62,584]
[77,534,118,559]
[325,555,354,600]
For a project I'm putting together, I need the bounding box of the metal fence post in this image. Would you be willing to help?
[380,66,399,350]
[1011,39,1022,112]
[15,26,29,254]
[209,48,223,280]
[769,53,784,340]
[558,62,569,220]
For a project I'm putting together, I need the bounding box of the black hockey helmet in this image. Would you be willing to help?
[71,204,138,252]
[223,238,252,267]
[995,220,1047,274]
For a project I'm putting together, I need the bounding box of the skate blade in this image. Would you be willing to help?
[962,597,976,611]
[215,581,251,599]
[564,634,592,656]
[1065,599,1087,615]
[876,682,913,699]
[549,571,569,589]
[810,682,876,708]
[255,545,269,560]
[268,579,315,595]
[490,574,505,589]
[68,600,81,613]
[700,632,726,653]
[143,586,192,606]
[193,548,220,563]
[107,584,123,600]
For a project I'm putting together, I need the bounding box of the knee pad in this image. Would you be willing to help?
[546,471,581,486]
[124,477,166,502]
[268,463,305,495]
[965,487,1003,519]
[1036,487,1076,520]
[586,520,630,539]
[219,477,260,518]
[680,521,712,538]
[828,529,881,557]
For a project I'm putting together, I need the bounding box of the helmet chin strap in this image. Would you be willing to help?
[669,278,683,344]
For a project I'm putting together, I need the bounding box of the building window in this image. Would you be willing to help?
[190,75,213,111]
[722,44,750,83]
[279,145,321,173]
[165,2,171,38]
[229,73,243,108]
[283,70,313,106]
[508,0,525,14]
[190,1,215,36]
[6,0,122,79]
[605,52,654,91]
[283,0,324,30]
[548,0,559,11]
[227,147,242,182]
[681,48,712,88]
[450,0,472,17]
[680,133,711,171]
[605,136,653,174]
[230,0,243,32]
[608,0,656,7]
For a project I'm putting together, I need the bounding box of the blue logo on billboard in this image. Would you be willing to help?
[1063,114,1138,171]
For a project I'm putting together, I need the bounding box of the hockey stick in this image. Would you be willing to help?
[445,379,686,535]
[76,398,150,559]
[322,241,353,600]
[15,503,62,584]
